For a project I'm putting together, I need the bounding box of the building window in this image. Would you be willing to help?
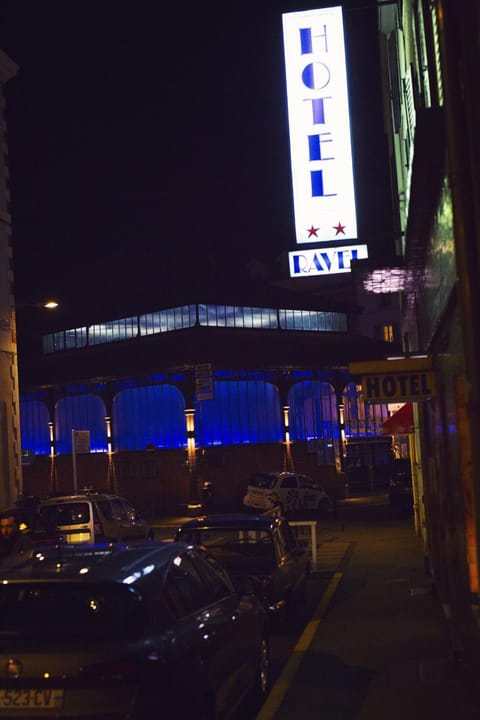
[55,394,108,453]
[20,400,50,455]
[195,379,282,447]
[383,324,394,342]
[89,317,138,345]
[113,384,186,450]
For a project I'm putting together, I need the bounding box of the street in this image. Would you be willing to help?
[153,493,478,719]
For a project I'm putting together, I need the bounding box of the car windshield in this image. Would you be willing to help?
[178,527,275,560]
[40,502,91,526]
[0,581,143,644]
[248,473,278,489]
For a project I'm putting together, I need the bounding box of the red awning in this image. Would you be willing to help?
[380,403,414,435]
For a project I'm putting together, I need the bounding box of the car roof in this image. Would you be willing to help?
[177,513,282,532]
[0,542,189,583]
[39,492,123,505]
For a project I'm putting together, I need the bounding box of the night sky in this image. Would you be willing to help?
[0,1,393,321]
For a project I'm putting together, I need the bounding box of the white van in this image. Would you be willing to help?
[39,492,153,544]
[242,471,332,514]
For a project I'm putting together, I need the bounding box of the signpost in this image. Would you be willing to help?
[72,430,91,492]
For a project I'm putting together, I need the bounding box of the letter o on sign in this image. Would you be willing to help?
[382,376,397,397]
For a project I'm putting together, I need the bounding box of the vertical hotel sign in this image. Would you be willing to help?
[282,7,368,278]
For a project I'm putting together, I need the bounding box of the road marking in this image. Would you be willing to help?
[256,571,343,720]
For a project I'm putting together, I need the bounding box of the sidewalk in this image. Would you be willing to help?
[148,500,480,718]
[263,498,480,719]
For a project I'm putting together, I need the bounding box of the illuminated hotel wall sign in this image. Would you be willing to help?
[289,243,368,277]
[282,6,366,278]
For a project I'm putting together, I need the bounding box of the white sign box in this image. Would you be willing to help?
[289,244,368,278]
[282,7,358,246]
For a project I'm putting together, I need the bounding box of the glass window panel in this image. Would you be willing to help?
[234,306,244,328]
[65,327,87,349]
[288,381,338,464]
[342,382,389,437]
[224,306,235,327]
[113,384,186,450]
[198,303,207,325]
[242,307,253,329]
[216,306,226,327]
[89,317,138,345]
[204,305,215,326]
[140,305,197,335]
[20,400,50,455]
[181,304,197,328]
[55,394,107,453]
[45,331,65,352]
[139,312,158,335]
[195,380,282,447]
[42,334,56,354]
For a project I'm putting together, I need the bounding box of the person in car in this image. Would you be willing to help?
[0,510,34,560]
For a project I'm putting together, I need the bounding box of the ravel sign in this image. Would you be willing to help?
[282,6,368,278]
[348,358,437,404]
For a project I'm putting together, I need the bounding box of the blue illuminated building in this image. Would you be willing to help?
[18,288,399,512]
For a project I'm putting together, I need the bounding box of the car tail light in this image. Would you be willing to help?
[93,518,104,536]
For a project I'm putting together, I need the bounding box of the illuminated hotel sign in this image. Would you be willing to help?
[282,7,367,278]
[289,243,368,277]
[349,358,437,404]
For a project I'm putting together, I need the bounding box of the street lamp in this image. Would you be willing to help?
[16,299,59,310]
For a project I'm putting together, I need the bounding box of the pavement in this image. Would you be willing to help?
[148,496,480,719]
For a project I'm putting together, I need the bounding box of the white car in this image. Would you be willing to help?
[243,471,332,515]
[39,492,153,544]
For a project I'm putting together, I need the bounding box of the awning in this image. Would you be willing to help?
[380,403,414,435]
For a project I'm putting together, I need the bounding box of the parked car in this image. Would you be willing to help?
[176,513,310,625]
[388,458,414,511]
[0,541,269,719]
[38,491,153,544]
[242,471,332,515]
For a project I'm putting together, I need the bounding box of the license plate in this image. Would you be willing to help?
[0,689,64,710]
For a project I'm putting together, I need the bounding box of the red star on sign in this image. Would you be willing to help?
[333,221,346,235]
[307,225,320,238]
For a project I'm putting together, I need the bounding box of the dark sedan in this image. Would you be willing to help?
[0,542,269,719]
[176,514,310,626]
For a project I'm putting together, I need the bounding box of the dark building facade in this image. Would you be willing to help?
[374,0,480,668]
